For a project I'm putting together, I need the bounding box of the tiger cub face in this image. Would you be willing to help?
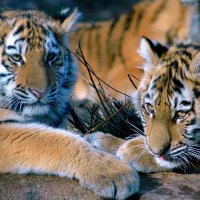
[135,37,200,168]
[0,9,80,126]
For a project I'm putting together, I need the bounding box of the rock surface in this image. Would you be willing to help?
[0,169,199,200]
[0,174,101,200]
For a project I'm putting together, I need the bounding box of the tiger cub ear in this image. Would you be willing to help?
[53,8,81,32]
[138,36,168,66]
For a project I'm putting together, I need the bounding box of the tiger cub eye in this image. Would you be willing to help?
[10,54,23,63]
[47,52,57,62]
[176,111,189,120]
[145,103,154,114]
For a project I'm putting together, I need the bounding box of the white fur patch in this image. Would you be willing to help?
[22,105,50,116]
[155,157,179,169]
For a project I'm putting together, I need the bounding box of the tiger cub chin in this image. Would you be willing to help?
[86,37,200,173]
[0,9,139,199]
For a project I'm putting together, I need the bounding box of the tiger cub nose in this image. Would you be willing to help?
[31,89,47,99]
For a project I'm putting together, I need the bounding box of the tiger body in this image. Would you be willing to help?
[0,9,139,199]
[87,37,200,173]
[70,0,196,100]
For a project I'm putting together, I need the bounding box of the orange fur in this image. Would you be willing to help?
[86,38,200,173]
[0,9,139,199]
[70,0,196,100]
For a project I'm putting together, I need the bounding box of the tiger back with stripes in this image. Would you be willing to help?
[70,0,196,100]
[0,9,139,199]
[86,37,200,173]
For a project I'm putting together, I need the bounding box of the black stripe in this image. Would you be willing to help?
[108,17,119,39]
[14,38,26,44]
[5,77,14,85]
[134,2,149,34]
[174,97,178,108]
[193,89,200,98]
[118,8,135,69]
[173,79,184,89]
[7,45,17,50]
[17,89,28,95]
[177,43,200,50]
[87,24,95,57]
[107,17,119,68]
[16,93,28,99]
[180,100,191,106]
[153,76,161,84]
[2,60,10,70]
[134,11,143,33]
[175,50,192,60]
[180,58,189,70]
[95,25,101,66]
[151,0,167,22]
[0,119,20,124]
[180,50,192,60]
[0,73,12,77]
[61,81,74,89]
[13,25,25,36]
[169,61,178,69]
[150,83,157,91]
[27,21,31,29]
[174,86,182,94]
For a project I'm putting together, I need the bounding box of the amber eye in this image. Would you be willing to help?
[176,111,189,120]
[145,103,154,114]
[9,54,23,63]
[47,52,57,62]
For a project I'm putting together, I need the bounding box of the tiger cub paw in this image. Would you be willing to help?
[116,136,165,173]
[85,131,125,154]
[79,154,139,199]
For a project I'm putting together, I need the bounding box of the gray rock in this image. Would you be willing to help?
[0,169,199,200]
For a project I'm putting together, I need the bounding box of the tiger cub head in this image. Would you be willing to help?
[0,9,80,125]
[135,37,200,168]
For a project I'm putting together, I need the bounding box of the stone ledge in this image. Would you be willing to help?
[138,171,200,200]
[0,169,199,200]
[0,174,102,200]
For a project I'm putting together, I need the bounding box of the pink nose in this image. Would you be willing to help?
[31,89,46,99]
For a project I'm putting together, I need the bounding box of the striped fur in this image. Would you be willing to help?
[70,0,196,100]
[0,9,79,127]
[86,38,200,173]
[0,9,139,199]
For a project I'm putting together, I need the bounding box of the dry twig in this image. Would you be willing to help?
[69,44,143,139]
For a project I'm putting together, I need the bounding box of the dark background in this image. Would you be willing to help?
[0,0,140,21]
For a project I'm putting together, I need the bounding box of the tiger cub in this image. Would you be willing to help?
[70,0,196,100]
[0,9,139,199]
[87,37,200,173]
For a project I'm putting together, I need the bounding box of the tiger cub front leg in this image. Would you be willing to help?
[85,131,125,154]
[116,136,169,173]
[0,124,139,199]
[86,132,169,173]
